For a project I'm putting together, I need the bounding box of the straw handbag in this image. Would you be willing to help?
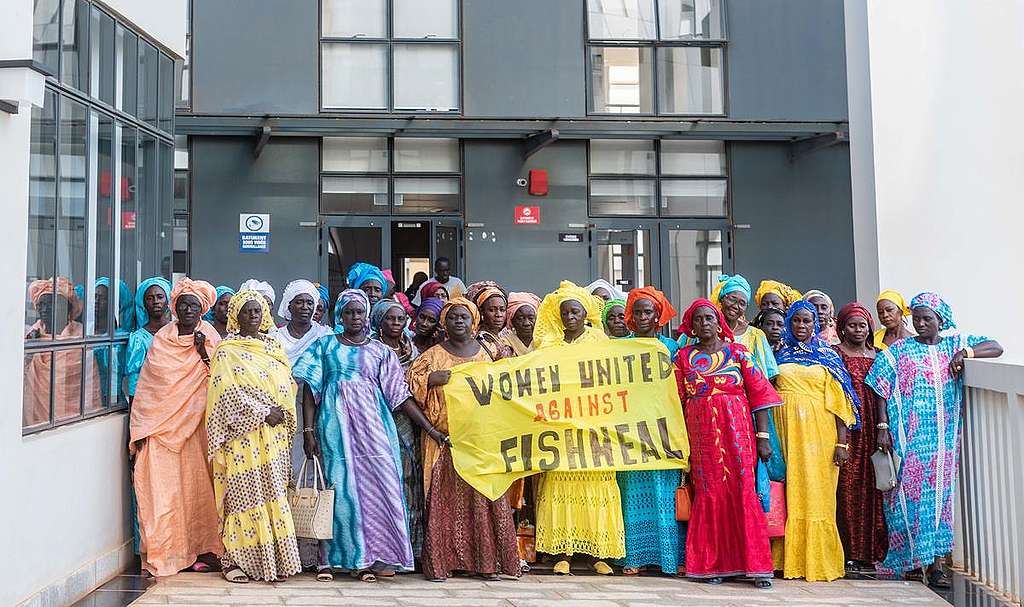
[289,457,334,540]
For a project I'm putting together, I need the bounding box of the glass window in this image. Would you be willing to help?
[57,96,88,339]
[323,137,389,172]
[323,0,387,38]
[321,43,388,110]
[587,0,656,40]
[321,176,389,214]
[656,46,723,115]
[90,113,115,337]
[660,178,727,216]
[138,40,159,127]
[53,346,85,421]
[23,350,53,429]
[119,124,139,296]
[393,0,458,39]
[590,140,656,175]
[26,91,57,344]
[665,228,723,332]
[116,25,138,114]
[394,177,460,214]
[173,169,189,213]
[658,0,724,40]
[393,44,458,112]
[660,140,725,175]
[158,53,174,132]
[33,0,61,75]
[84,345,110,414]
[160,141,174,277]
[589,178,657,215]
[137,132,161,276]
[394,138,459,172]
[589,46,653,114]
[62,0,90,91]
[88,7,115,104]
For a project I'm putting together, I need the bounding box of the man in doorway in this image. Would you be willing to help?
[412,257,466,305]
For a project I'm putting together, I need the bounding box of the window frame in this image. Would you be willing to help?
[318,0,464,114]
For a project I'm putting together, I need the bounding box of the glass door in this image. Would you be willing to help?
[320,217,390,298]
[659,220,731,333]
[590,221,661,294]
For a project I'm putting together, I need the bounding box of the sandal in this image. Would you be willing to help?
[754,579,773,589]
[479,573,500,581]
[927,567,952,589]
[316,570,334,582]
[622,567,641,576]
[706,577,724,585]
[189,561,212,573]
[223,567,249,584]
[593,561,613,576]
[553,560,571,576]
[375,568,396,578]
[356,570,377,583]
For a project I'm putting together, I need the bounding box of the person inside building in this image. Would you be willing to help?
[405,271,429,302]
[753,307,786,352]
[346,262,390,308]
[466,281,514,360]
[129,278,222,577]
[411,257,466,306]
[205,290,301,583]
[499,292,540,356]
[406,297,521,581]
[675,299,778,588]
[532,281,624,575]
[586,278,625,303]
[873,289,914,350]
[125,277,173,401]
[602,298,630,338]
[412,297,445,353]
[420,281,449,304]
[202,286,235,338]
[804,290,840,345]
[771,301,858,582]
[754,280,802,313]
[239,278,276,316]
[313,282,330,326]
[866,293,1002,587]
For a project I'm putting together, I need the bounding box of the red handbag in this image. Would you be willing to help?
[765,481,787,538]
[675,484,693,522]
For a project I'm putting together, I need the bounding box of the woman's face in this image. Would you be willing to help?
[415,309,439,337]
[760,313,785,345]
[144,285,168,320]
[288,293,315,325]
[720,291,747,324]
[790,309,816,342]
[175,294,202,326]
[341,301,367,334]
[760,292,785,312]
[692,305,720,342]
[511,306,536,338]
[436,287,449,302]
[444,306,472,339]
[237,299,263,335]
[912,307,940,339]
[360,280,384,306]
[842,315,870,346]
[876,299,902,330]
[631,298,658,336]
[560,300,586,332]
[480,295,507,331]
[808,296,831,322]
[213,293,231,324]
[592,287,612,302]
[605,304,629,337]
[313,298,326,323]
[382,307,407,340]
[95,284,109,330]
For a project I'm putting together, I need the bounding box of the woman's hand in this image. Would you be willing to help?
[265,406,286,427]
[756,437,773,463]
[195,331,210,362]
[428,429,450,448]
[877,429,893,453]
[303,431,320,458]
[833,445,850,467]
[949,350,967,375]
[427,370,451,388]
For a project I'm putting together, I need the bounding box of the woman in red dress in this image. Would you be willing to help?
[675,299,781,588]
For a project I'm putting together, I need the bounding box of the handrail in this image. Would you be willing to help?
[956,359,1024,605]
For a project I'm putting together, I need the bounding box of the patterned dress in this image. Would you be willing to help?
[866,334,989,574]
[293,336,414,572]
[677,343,780,579]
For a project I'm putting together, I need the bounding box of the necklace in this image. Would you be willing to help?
[338,333,369,346]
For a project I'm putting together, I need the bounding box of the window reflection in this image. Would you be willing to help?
[23,351,52,428]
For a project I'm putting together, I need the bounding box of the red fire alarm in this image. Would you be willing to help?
[528,169,548,196]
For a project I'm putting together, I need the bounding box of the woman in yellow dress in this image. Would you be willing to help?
[771,301,859,581]
[533,281,625,575]
[873,289,914,349]
[206,290,302,583]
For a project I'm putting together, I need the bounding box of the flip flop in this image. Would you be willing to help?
[553,560,571,575]
[190,561,212,573]
[223,567,249,584]
[316,570,333,582]
[356,570,377,583]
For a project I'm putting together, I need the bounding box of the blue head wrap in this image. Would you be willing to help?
[80,277,136,332]
[347,262,389,291]
[316,283,330,304]
[711,273,752,305]
[416,297,445,320]
[909,292,956,331]
[334,288,370,334]
[203,286,236,322]
[776,300,861,428]
[133,277,172,328]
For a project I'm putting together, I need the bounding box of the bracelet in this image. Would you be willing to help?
[965,346,975,359]
[303,427,315,433]
[755,432,770,439]
[835,443,849,450]
[876,423,889,430]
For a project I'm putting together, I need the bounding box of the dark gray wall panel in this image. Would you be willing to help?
[192,0,318,114]
[726,0,848,120]
[463,141,589,294]
[730,142,855,307]
[190,137,320,306]
[463,0,586,118]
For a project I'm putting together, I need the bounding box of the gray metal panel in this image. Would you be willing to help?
[462,0,586,118]
[726,0,849,121]
[463,140,590,294]
[730,141,856,306]
[189,137,320,302]
[192,0,318,114]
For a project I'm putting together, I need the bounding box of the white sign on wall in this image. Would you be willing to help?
[239,213,270,253]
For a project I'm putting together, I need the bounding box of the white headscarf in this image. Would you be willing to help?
[277,279,320,321]
[586,279,625,301]
[239,279,276,305]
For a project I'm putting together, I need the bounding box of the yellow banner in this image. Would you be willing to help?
[444,339,690,500]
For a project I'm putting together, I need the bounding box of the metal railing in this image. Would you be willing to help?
[956,359,1024,605]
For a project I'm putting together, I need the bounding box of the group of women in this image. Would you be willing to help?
[119,264,1001,590]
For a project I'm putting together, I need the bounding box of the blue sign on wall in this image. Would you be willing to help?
[239,213,271,253]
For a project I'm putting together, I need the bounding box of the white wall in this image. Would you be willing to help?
[852,0,1024,360]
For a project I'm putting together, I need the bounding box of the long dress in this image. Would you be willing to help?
[677,343,780,579]
[406,343,521,579]
[129,321,223,577]
[615,335,685,573]
[293,336,414,572]
[865,333,989,574]
[535,327,626,560]
[206,333,301,581]
[834,349,888,564]
[23,320,102,426]
[771,363,856,581]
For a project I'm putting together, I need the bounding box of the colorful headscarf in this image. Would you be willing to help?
[776,301,861,425]
[534,280,604,349]
[347,262,389,290]
[315,282,330,305]
[28,276,85,321]
[133,277,171,326]
[239,279,276,305]
[416,296,445,321]
[909,292,956,330]
[586,279,626,301]
[679,298,734,341]
[393,292,415,316]
[440,297,480,334]
[465,281,506,308]
[802,289,834,313]
[170,278,217,317]
[421,281,449,300]
[333,288,371,334]
[203,285,236,322]
[754,280,802,308]
[505,292,541,329]
[836,302,876,340]
[277,279,320,321]
[80,277,135,330]
[625,286,677,332]
[710,274,752,307]
[369,299,407,337]
[601,298,627,329]
[877,289,911,317]
[226,289,274,334]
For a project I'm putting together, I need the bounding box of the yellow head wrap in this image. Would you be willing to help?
[534,280,604,349]
[754,280,802,308]
[876,289,910,317]
[227,290,274,334]
[439,297,480,334]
